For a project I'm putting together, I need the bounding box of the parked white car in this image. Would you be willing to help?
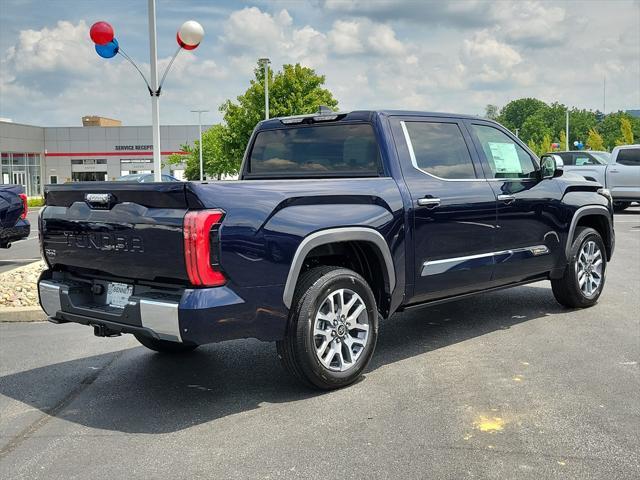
[607,145,640,210]
[549,146,639,211]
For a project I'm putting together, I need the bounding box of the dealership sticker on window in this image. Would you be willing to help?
[488,142,522,174]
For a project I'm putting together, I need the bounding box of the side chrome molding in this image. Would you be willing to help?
[283,227,396,309]
[421,245,550,276]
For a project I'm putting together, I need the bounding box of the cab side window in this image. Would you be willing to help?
[616,148,640,166]
[403,121,477,179]
[470,124,537,179]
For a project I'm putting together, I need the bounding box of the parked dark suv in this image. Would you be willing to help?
[0,184,29,248]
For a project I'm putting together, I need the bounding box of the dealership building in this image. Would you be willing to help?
[0,117,209,196]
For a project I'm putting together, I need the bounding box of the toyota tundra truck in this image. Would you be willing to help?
[38,110,615,389]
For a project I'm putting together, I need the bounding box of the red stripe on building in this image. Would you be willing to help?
[44,151,187,157]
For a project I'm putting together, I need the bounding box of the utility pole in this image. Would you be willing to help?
[191,110,209,181]
[258,58,271,119]
[148,0,162,182]
[603,76,606,114]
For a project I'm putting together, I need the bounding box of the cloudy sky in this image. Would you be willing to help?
[0,0,638,126]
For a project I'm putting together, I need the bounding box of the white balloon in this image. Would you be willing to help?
[178,20,204,46]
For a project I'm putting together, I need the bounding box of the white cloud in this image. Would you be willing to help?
[222,7,289,52]
[460,31,523,85]
[494,1,567,47]
[1,1,638,127]
[4,20,95,74]
[328,20,364,55]
[221,7,328,67]
[0,20,229,126]
[328,19,407,57]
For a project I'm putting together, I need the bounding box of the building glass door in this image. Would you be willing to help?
[12,171,27,190]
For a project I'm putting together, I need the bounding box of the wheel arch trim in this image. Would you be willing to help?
[566,205,612,260]
[283,227,396,309]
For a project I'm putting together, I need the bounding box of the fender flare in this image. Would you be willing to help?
[282,227,396,309]
[565,205,612,259]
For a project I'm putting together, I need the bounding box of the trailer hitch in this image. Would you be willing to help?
[91,323,121,338]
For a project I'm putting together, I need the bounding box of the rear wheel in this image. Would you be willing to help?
[277,266,379,390]
[551,227,606,308]
[613,201,630,212]
[135,334,198,354]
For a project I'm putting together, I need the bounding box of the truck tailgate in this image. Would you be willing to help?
[42,182,202,284]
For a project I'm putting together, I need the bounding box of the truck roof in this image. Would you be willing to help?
[257,110,482,129]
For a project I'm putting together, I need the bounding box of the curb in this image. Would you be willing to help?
[0,306,47,322]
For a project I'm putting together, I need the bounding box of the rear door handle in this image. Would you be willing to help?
[417,197,441,208]
[497,194,516,204]
[609,170,619,173]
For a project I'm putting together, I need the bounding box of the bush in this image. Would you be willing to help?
[27,197,45,207]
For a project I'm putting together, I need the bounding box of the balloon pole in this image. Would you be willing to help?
[90,11,204,183]
[148,0,162,182]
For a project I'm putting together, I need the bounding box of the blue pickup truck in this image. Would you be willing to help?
[38,110,615,389]
[1,184,30,249]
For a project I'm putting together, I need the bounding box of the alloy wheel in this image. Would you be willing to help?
[576,240,603,298]
[313,288,370,372]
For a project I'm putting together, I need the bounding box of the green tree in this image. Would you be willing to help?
[616,117,635,145]
[559,129,567,150]
[172,63,339,180]
[586,128,605,151]
[527,133,552,157]
[520,110,553,145]
[219,63,338,166]
[168,124,237,180]
[497,98,548,133]
[484,104,499,120]
[567,108,597,147]
[597,111,640,149]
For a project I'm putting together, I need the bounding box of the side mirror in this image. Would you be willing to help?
[540,154,564,179]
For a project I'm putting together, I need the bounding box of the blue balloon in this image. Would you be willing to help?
[95,38,119,59]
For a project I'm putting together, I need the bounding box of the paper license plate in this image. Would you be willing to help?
[106,282,133,308]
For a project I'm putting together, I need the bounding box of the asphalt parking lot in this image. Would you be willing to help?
[0,208,638,479]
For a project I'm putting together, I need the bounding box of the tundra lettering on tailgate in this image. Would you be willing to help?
[63,231,144,253]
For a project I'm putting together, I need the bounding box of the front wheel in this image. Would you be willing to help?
[135,334,198,354]
[277,266,379,390]
[551,227,607,308]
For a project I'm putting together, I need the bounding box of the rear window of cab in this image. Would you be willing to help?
[246,124,382,178]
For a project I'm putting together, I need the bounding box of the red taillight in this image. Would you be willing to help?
[183,209,226,287]
[18,193,28,220]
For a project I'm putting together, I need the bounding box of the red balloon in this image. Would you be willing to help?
[176,32,198,50]
[90,21,114,45]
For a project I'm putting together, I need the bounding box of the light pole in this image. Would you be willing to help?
[191,109,209,181]
[148,0,161,181]
[258,57,271,119]
[566,109,570,151]
[89,3,204,182]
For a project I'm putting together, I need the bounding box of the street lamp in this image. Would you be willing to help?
[258,57,271,120]
[191,109,209,181]
[89,0,205,181]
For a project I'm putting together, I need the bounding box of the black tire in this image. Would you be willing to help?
[613,201,630,212]
[276,266,379,390]
[135,334,198,354]
[551,227,607,308]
